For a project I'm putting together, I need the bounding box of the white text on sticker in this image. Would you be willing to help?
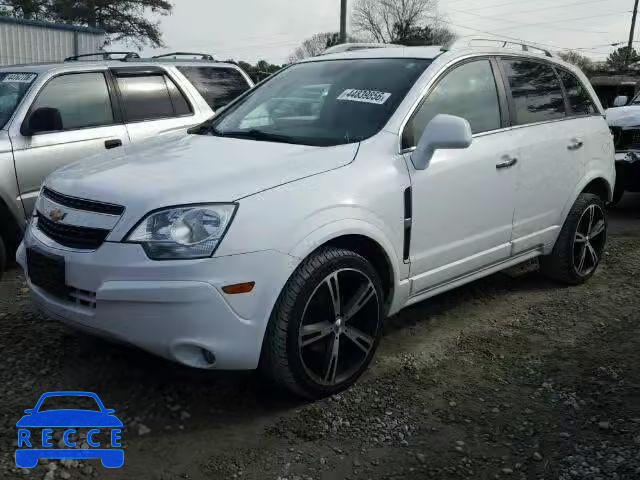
[337,89,391,105]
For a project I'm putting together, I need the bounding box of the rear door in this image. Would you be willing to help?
[111,67,199,142]
[10,71,129,216]
[498,57,585,254]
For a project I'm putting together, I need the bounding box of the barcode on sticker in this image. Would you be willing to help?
[2,73,36,83]
[337,89,391,105]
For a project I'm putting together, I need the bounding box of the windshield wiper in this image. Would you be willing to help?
[212,128,298,144]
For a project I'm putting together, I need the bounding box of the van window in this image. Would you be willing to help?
[403,60,501,148]
[558,69,597,116]
[502,59,566,125]
[177,67,251,110]
[30,72,113,131]
[116,74,192,122]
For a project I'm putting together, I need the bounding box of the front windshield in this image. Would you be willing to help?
[209,58,431,146]
[0,72,37,129]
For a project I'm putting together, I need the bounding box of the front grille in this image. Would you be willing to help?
[68,287,97,309]
[37,215,109,250]
[42,187,125,215]
[612,127,640,152]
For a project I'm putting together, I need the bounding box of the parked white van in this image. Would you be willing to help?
[18,41,615,398]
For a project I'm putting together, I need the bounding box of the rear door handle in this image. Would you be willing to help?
[568,139,584,150]
[105,139,123,150]
[496,156,518,169]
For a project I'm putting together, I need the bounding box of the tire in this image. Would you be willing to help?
[0,234,6,281]
[261,247,384,399]
[541,193,607,285]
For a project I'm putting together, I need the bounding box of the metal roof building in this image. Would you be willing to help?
[0,17,106,66]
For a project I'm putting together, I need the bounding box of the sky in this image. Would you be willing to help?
[135,0,636,65]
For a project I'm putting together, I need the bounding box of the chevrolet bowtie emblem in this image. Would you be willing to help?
[48,208,66,223]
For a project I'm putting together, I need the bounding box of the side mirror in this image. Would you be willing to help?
[22,107,63,136]
[105,409,115,414]
[613,95,629,107]
[412,114,472,170]
[23,409,34,414]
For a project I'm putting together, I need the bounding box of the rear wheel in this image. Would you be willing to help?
[541,193,607,285]
[261,247,384,399]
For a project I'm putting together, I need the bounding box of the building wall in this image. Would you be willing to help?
[0,21,105,65]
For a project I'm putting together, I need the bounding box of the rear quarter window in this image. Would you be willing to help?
[178,67,251,110]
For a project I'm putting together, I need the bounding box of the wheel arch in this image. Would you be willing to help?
[288,220,404,312]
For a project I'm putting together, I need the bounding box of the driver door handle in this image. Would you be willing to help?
[105,139,123,150]
[568,138,584,150]
[496,156,518,169]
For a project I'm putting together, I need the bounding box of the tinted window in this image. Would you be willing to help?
[558,69,596,116]
[503,59,566,125]
[117,74,191,122]
[177,67,250,110]
[403,60,501,148]
[209,59,430,147]
[30,72,113,130]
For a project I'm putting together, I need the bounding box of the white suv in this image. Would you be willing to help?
[17,42,615,398]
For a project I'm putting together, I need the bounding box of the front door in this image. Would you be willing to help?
[401,58,518,294]
[11,71,129,216]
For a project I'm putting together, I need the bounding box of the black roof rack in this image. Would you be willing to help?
[65,51,141,62]
[152,52,214,60]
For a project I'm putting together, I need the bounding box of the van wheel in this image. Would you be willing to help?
[541,193,607,285]
[261,247,384,399]
[0,234,6,280]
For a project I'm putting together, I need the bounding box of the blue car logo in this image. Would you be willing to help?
[15,391,124,469]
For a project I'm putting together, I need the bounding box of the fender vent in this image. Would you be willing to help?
[403,187,412,262]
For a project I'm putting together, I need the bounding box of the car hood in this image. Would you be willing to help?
[605,105,640,128]
[16,410,123,428]
[46,132,359,211]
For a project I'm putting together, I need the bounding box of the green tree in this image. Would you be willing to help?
[0,0,173,47]
[606,46,640,70]
[558,50,594,73]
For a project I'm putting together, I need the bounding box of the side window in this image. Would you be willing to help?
[116,74,192,122]
[29,72,114,131]
[558,69,597,116]
[403,60,501,149]
[177,67,251,110]
[502,59,566,125]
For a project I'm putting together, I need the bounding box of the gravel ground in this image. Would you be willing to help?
[1,194,639,480]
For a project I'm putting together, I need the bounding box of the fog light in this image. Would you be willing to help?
[201,349,216,366]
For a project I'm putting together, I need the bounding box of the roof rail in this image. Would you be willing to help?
[152,52,214,60]
[441,38,553,58]
[65,51,141,62]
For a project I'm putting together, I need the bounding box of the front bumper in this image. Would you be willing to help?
[615,151,640,192]
[17,226,297,370]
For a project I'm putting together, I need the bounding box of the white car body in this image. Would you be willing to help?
[17,45,615,391]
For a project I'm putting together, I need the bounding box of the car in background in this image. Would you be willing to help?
[605,93,640,204]
[0,51,253,278]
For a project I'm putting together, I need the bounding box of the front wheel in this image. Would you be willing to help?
[541,193,607,285]
[261,247,384,399]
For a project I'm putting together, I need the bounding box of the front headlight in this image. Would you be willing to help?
[125,204,237,260]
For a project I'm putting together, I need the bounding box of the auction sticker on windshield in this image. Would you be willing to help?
[2,73,37,83]
[337,89,391,105]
